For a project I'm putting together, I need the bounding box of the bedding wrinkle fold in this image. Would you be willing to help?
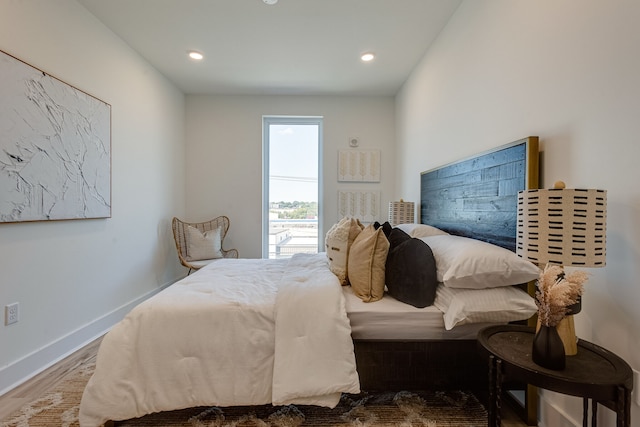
[79,254,359,427]
[272,254,360,406]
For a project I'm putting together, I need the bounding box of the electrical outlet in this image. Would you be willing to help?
[5,302,19,325]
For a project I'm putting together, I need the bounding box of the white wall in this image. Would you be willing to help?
[396,0,640,425]
[3,1,636,423]
[0,0,186,393]
[185,95,395,259]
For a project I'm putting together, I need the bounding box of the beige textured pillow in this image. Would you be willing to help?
[325,217,364,285]
[186,225,223,261]
[348,224,390,302]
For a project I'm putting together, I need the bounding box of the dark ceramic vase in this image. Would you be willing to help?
[567,295,582,315]
[532,325,566,370]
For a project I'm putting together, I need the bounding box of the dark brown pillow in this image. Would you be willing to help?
[385,228,438,308]
[387,226,411,248]
[374,221,393,239]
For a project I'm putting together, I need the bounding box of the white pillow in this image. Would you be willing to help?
[395,223,449,238]
[325,217,363,285]
[421,235,540,289]
[434,285,537,330]
[186,225,223,261]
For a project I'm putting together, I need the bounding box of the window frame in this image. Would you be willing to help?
[262,116,324,259]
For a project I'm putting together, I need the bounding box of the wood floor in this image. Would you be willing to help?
[0,336,531,425]
[0,336,102,420]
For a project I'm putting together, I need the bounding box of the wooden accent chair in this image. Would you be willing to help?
[172,216,239,274]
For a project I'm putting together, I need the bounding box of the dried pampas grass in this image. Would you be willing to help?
[536,265,589,327]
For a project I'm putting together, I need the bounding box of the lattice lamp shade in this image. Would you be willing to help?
[516,188,607,267]
[389,200,415,226]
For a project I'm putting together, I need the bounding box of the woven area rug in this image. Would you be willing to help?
[2,359,487,427]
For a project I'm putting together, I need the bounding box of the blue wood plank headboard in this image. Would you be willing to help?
[420,137,539,252]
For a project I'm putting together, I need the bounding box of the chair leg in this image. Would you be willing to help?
[187,268,192,275]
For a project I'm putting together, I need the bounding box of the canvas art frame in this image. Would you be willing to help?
[338,190,380,224]
[0,49,111,223]
[338,149,381,182]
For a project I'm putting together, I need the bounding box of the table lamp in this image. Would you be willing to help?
[389,199,415,226]
[516,181,606,356]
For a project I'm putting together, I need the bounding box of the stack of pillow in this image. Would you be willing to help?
[325,218,445,307]
[325,218,540,329]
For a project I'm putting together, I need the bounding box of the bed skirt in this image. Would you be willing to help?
[353,339,487,392]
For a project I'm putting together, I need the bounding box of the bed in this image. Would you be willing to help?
[350,136,540,396]
[79,137,540,427]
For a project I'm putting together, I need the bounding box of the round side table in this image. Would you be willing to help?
[477,325,633,427]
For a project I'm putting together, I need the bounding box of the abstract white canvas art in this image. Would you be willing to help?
[0,50,111,222]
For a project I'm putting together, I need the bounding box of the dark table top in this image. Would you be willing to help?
[477,325,633,401]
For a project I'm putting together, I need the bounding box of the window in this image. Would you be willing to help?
[262,116,323,259]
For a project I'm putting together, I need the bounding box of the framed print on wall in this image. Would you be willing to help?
[338,190,380,224]
[338,149,381,182]
[0,49,111,223]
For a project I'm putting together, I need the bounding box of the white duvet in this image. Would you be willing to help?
[79,253,360,427]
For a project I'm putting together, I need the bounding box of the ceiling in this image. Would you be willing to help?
[77,0,461,96]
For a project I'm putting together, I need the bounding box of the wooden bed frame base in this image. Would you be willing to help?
[353,340,487,393]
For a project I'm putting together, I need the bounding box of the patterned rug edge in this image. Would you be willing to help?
[1,360,488,427]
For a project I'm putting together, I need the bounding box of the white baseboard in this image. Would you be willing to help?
[0,279,178,396]
[537,390,581,427]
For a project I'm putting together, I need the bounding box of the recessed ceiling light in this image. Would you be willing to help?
[361,52,375,62]
[188,51,203,60]
[263,0,278,4]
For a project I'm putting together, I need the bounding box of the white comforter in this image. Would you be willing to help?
[79,253,360,427]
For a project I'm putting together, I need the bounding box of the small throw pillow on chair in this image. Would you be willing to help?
[186,225,223,261]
